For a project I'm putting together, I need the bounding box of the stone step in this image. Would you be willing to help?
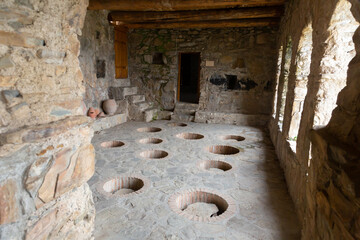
[171,113,195,122]
[174,108,196,116]
[157,110,173,120]
[122,86,138,97]
[128,94,145,103]
[144,107,159,122]
[135,101,151,111]
[112,78,131,87]
[108,86,138,100]
[175,102,199,110]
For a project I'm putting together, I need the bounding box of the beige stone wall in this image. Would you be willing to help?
[0,0,95,239]
[269,0,360,239]
[0,0,89,133]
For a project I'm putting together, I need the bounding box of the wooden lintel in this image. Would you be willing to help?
[89,0,286,11]
[108,7,283,23]
[113,18,281,29]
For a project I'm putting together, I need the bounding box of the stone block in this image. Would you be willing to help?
[0,179,19,224]
[72,145,95,184]
[0,30,44,48]
[38,148,73,203]
[108,87,124,100]
[144,55,152,64]
[0,76,16,88]
[92,113,127,131]
[115,99,128,114]
[2,89,22,104]
[0,55,14,69]
[56,144,95,197]
[50,107,72,117]
[0,10,33,25]
[25,157,53,198]
[36,49,66,65]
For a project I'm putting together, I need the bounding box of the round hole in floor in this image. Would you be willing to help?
[137,127,162,133]
[168,122,187,127]
[102,176,145,196]
[198,160,232,172]
[101,140,124,148]
[140,150,168,159]
[207,145,239,155]
[221,135,245,141]
[139,138,163,144]
[168,189,236,222]
[176,132,204,140]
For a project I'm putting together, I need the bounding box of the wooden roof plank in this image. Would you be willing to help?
[89,0,286,11]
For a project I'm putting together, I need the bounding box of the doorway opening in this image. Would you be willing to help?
[178,53,200,104]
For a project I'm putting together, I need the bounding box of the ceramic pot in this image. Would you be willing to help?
[88,107,97,119]
[103,99,117,115]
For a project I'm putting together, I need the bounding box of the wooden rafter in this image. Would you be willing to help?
[89,0,286,11]
[108,7,283,23]
[112,18,280,29]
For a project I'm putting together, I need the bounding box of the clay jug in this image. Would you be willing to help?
[103,99,117,115]
[88,107,97,119]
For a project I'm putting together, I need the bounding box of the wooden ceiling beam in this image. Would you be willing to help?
[89,0,285,11]
[108,7,283,23]
[112,18,281,29]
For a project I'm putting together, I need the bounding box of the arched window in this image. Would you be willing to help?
[272,46,283,118]
[314,0,359,126]
[288,24,313,143]
[278,38,292,130]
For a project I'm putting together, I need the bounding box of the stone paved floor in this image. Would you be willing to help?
[89,120,301,240]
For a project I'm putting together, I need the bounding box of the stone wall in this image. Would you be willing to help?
[269,0,360,239]
[0,0,95,239]
[79,10,116,109]
[128,27,277,115]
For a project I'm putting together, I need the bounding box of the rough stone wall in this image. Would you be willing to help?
[128,27,277,114]
[269,0,360,239]
[0,0,95,239]
[79,10,116,109]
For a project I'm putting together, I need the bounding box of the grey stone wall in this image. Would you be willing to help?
[128,27,278,114]
[79,10,116,109]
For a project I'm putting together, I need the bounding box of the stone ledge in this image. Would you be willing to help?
[195,111,269,126]
[0,116,91,146]
[92,113,127,132]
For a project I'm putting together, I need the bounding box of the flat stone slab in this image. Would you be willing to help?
[92,113,127,132]
[90,120,301,239]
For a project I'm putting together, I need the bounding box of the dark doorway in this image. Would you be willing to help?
[178,53,200,103]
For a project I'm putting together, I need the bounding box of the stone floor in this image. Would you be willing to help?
[88,120,301,240]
